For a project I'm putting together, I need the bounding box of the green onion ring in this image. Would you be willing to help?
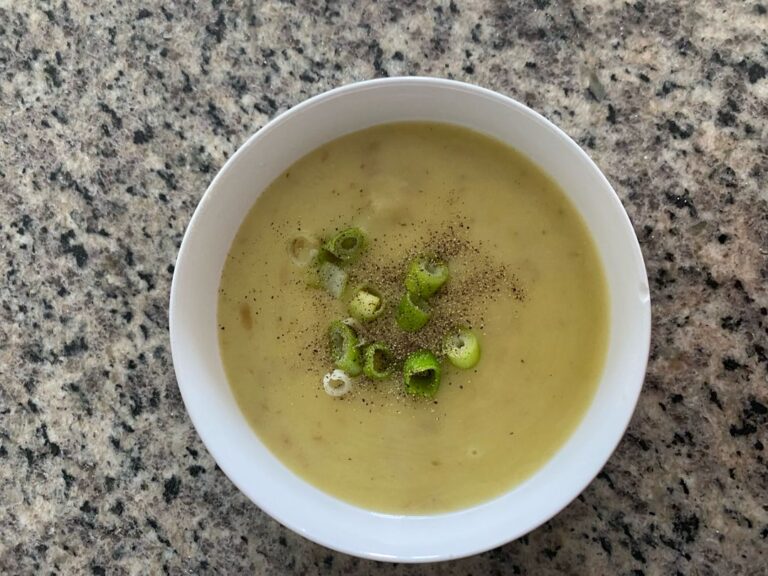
[327,320,362,376]
[287,234,320,267]
[396,291,431,332]
[348,285,385,322]
[363,343,394,380]
[318,261,348,299]
[404,257,449,297]
[322,369,353,397]
[403,350,441,398]
[324,227,367,263]
[443,329,481,369]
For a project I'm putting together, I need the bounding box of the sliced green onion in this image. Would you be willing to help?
[404,257,449,297]
[328,321,362,376]
[324,227,367,263]
[287,235,320,267]
[443,329,481,369]
[322,369,353,397]
[348,285,384,322]
[396,291,431,332]
[318,261,348,299]
[403,350,441,398]
[363,343,394,380]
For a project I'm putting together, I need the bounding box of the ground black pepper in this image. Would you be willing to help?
[301,220,525,394]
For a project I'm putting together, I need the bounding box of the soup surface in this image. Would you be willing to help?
[218,122,608,513]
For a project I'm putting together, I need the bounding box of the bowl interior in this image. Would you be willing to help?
[169,78,651,562]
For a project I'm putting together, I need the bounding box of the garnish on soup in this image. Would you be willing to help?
[304,226,486,399]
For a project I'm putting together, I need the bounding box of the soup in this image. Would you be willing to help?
[218,122,608,513]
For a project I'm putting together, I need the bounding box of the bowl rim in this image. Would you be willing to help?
[169,76,651,562]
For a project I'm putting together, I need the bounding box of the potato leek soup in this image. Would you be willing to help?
[218,122,608,514]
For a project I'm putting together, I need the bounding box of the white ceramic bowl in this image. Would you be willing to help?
[169,77,651,562]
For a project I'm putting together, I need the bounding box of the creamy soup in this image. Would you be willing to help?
[218,123,608,513]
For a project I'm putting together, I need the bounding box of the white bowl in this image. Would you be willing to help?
[169,77,651,562]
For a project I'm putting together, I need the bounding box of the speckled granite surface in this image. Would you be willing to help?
[1,0,766,573]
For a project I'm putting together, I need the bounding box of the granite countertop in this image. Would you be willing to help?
[1,0,766,573]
